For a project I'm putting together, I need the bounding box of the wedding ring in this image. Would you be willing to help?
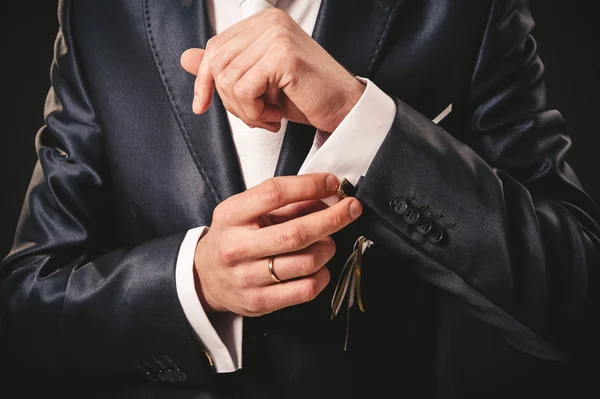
[268,255,282,283]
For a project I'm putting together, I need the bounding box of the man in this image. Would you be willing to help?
[1,0,598,397]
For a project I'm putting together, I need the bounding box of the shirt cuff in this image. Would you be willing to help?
[298,77,397,206]
[175,226,243,373]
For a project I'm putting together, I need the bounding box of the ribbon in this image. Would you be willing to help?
[330,236,373,350]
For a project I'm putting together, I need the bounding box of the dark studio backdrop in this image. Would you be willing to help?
[0,0,598,393]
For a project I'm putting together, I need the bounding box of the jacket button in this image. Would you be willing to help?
[389,196,409,215]
[414,217,432,235]
[142,369,158,382]
[173,369,188,382]
[166,370,179,383]
[156,370,169,382]
[404,207,420,224]
[427,226,445,244]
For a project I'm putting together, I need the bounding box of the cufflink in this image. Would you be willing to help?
[337,178,357,199]
[204,351,214,368]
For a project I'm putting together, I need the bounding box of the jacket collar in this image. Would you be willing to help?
[145,0,403,203]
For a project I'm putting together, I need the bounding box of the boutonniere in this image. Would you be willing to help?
[330,235,374,350]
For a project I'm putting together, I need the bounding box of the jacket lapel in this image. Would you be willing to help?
[145,0,245,204]
[145,0,404,196]
[274,0,404,176]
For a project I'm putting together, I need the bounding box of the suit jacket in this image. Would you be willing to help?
[1,0,599,397]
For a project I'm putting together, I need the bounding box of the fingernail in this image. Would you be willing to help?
[193,94,200,113]
[326,175,340,192]
[349,200,363,219]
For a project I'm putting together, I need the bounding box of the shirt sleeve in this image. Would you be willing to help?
[298,77,397,206]
[175,226,243,373]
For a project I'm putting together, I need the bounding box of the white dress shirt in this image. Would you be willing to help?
[175,0,397,373]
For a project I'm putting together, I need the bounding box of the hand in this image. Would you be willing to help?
[180,8,366,133]
[194,173,363,316]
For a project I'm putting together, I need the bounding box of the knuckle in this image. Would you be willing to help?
[272,42,294,61]
[267,25,291,42]
[214,201,238,226]
[216,70,235,90]
[213,203,227,223]
[215,72,227,89]
[246,107,262,121]
[218,243,240,265]
[281,224,308,250]
[232,81,252,100]
[205,37,218,55]
[299,279,320,303]
[245,294,267,315]
[286,50,301,70]
[266,8,294,29]
[260,178,284,207]
[309,251,323,273]
[264,7,286,23]
[322,237,337,259]
[273,44,300,73]
[232,265,251,289]
[215,70,230,87]
[220,207,237,226]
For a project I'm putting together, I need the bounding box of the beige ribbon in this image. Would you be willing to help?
[330,236,373,350]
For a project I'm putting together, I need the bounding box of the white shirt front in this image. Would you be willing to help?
[175,0,397,373]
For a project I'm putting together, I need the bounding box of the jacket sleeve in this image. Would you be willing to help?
[354,0,600,362]
[0,0,215,386]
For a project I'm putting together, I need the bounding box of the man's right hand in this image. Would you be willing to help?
[194,173,363,316]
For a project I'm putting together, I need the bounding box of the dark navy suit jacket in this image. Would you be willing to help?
[1,0,599,397]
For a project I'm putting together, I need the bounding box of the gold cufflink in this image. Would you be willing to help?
[337,178,357,199]
[204,351,214,367]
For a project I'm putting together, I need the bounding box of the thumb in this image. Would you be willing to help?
[180,48,205,76]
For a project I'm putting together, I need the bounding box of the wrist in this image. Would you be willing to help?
[322,77,366,133]
[193,238,222,314]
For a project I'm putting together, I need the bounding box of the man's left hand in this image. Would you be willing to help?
[180,8,365,133]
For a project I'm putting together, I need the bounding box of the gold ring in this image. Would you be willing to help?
[268,255,281,283]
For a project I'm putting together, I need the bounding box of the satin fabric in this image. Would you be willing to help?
[1,0,598,397]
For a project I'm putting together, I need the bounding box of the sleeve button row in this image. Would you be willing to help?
[389,196,453,245]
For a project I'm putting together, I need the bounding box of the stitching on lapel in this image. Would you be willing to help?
[367,1,401,75]
[142,0,220,204]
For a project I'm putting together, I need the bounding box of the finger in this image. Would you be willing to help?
[248,197,363,258]
[266,199,328,224]
[214,28,289,127]
[214,84,280,131]
[219,173,340,225]
[233,42,294,121]
[209,21,279,81]
[257,237,335,285]
[193,50,216,114]
[193,9,280,114]
[261,267,331,313]
[180,48,204,75]
[205,8,276,57]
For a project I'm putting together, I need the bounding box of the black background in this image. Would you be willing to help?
[0,0,598,395]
